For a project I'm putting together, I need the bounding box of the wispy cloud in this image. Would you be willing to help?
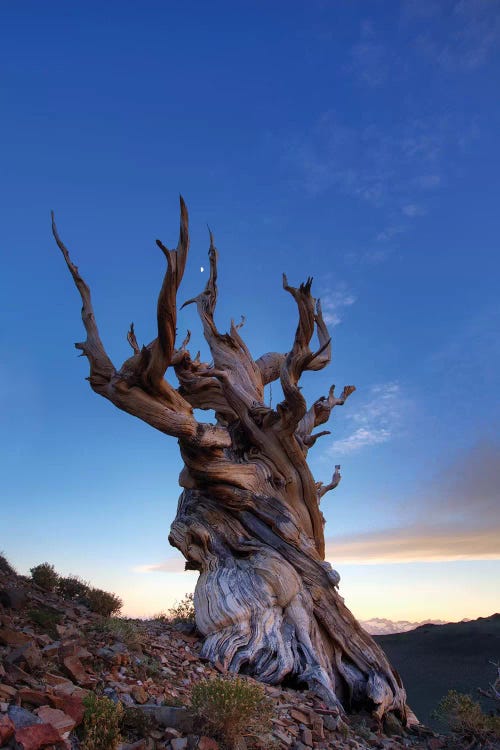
[346,20,389,87]
[328,382,405,455]
[135,558,185,574]
[283,112,452,208]
[326,524,500,564]
[402,202,427,217]
[412,0,500,72]
[326,439,500,564]
[319,283,356,326]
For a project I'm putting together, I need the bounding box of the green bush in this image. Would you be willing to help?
[57,575,90,601]
[81,693,123,750]
[93,617,142,650]
[434,690,500,745]
[190,676,273,749]
[168,592,195,624]
[30,562,59,591]
[0,552,16,576]
[28,607,62,638]
[85,587,122,617]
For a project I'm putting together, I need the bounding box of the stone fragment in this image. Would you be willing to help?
[8,704,42,729]
[36,706,76,734]
[171,739,188,750]
[19,688,51,707]
[0,627,31,646]
[8,641,42,671]
[0,683,18,700]
[49,693,85,725]
[290,708,311,725]
[197,737,219,750]
[301,727,313,747]
[131,685,148,704]
[323,714,340,731]
[0,586,27,610]
[427,739,446,750]
[273,729,294,745]
[15,722,65,749]
[62,655,88,684]
[0,715,15,744]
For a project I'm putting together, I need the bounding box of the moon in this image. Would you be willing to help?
[200,266,204,272]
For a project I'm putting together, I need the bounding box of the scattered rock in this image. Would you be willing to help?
[8,704,43,729]
[15,722,65,749]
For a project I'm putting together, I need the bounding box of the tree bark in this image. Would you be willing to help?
[53,198,407,721]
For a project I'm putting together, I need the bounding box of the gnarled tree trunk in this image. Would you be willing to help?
[52,198,407,721]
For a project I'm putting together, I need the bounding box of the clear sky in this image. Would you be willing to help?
[1,1,499,622]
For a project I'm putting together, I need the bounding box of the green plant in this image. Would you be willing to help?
[28,608,62,638]
[121,706,153,737]
[81,692,123,750]
[168,592,195,624]
[30,562,59,591]
[85,587,123,617]
[151,611,169,621]
[434,690,500,745]
[0,552,16,576]
[137,653,162,677]
[57,575,90,601]
[190,676,273,749]
[93,617,141,650]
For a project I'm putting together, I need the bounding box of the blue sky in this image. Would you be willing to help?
[1,0,499,620]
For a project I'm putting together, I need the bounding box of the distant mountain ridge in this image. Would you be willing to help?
[373,613,500,728]
[361,617,447,635]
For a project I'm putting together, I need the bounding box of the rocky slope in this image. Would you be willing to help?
[0,564,456,750]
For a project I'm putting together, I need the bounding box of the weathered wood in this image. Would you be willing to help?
[53,197,408,722]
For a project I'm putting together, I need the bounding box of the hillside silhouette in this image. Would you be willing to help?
[374,614,500,728]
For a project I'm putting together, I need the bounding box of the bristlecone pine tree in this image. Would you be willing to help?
[52,198,407,722]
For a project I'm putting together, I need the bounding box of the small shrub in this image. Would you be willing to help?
[168,592,195,624]
[151,611,169,621]
[137,654,162,678]
[28,608,62,638]
[81,692,123,750]
[0,552,16,576]
[86,587,122,617]
[190,676,273,749]
[30,562,59,591]
[121,706,153,737]
[57,575,90,601]
[93,617,142,650]
[434,690,500,745]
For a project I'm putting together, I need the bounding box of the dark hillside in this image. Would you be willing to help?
[374,614,500,729]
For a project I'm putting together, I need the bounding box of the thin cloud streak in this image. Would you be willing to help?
[328,382,406,455]
[326,524,500,565]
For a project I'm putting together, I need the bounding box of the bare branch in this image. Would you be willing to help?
[51,211,115,388]
[127,322,140,354]
[145,195,189,385]
[317,465,342,499]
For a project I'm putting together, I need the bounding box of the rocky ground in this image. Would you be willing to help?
[0,565,460,750]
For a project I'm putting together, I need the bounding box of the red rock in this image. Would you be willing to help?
[50,693,85,725]
[427,739,446,750]
[19,688,51,706]
[301,727,313,747]
[0,715,15,744]
[0,683,18,700]
[62,655,88,685]
[198,737,219,750]
[131,685,148,704]
[14,722,65,749]
[35,706,75,734]
[44,672,73,687]
[0,627,31,647]
[290,708,311,725]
